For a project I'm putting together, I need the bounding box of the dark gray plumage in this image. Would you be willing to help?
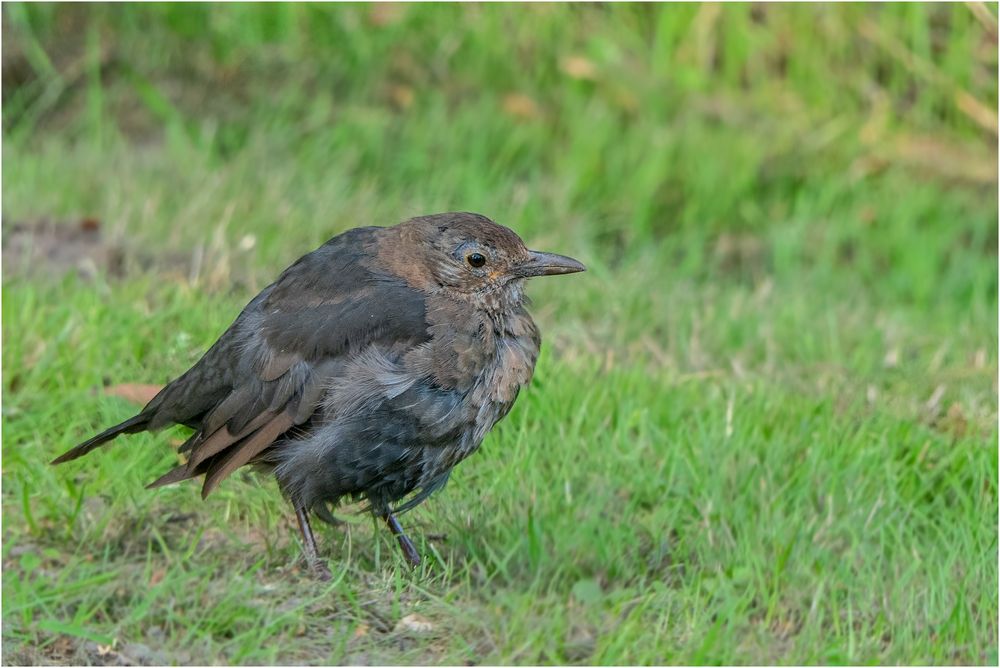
[52,212,585,575]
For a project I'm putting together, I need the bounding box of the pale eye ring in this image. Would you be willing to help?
[467,253,486,268]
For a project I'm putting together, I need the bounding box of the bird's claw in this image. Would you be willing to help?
[310,558,333,582]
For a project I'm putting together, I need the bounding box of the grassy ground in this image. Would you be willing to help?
[3,4,998,665]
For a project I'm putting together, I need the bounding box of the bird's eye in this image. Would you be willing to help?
[467,253,486,268]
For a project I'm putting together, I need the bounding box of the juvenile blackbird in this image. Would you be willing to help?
[52,212,584,577]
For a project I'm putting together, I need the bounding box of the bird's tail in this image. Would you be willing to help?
[50,414,150,465]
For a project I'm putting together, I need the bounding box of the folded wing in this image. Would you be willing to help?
[57,227,431,497]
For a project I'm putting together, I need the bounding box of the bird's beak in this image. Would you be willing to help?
[517,250,586,277]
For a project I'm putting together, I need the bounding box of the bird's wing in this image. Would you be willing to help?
[146,228,431,497]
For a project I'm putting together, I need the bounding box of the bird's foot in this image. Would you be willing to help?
[309,558,333,582]
[294,502,333,581]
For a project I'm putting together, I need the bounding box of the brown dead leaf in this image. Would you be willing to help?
[389,84,415,110]
[394,614,433,634]
[502,93,540,121]
[104,383,163,405]
[50,635,76,659]
[369,3,406,27]
[560,55,597,80]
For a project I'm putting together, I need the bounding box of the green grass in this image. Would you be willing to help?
[3,3,997,664]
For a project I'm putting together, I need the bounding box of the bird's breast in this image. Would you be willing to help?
[467,310,540,439]
[388,294,541,448]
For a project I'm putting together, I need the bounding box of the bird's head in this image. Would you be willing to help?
[382,212,585,312]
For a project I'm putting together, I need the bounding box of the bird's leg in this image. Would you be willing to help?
[294,502,332,581]
[382,512,421,568]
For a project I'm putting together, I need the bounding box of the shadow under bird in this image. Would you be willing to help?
[52,212,585,577]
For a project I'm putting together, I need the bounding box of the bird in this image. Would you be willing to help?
[52,212,585,578]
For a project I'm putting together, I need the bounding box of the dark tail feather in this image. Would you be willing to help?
[146,450,216,490]
[146,464,198,489]
[50,414,149,465]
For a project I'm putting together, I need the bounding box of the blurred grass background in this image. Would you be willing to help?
[2,3,997,665]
